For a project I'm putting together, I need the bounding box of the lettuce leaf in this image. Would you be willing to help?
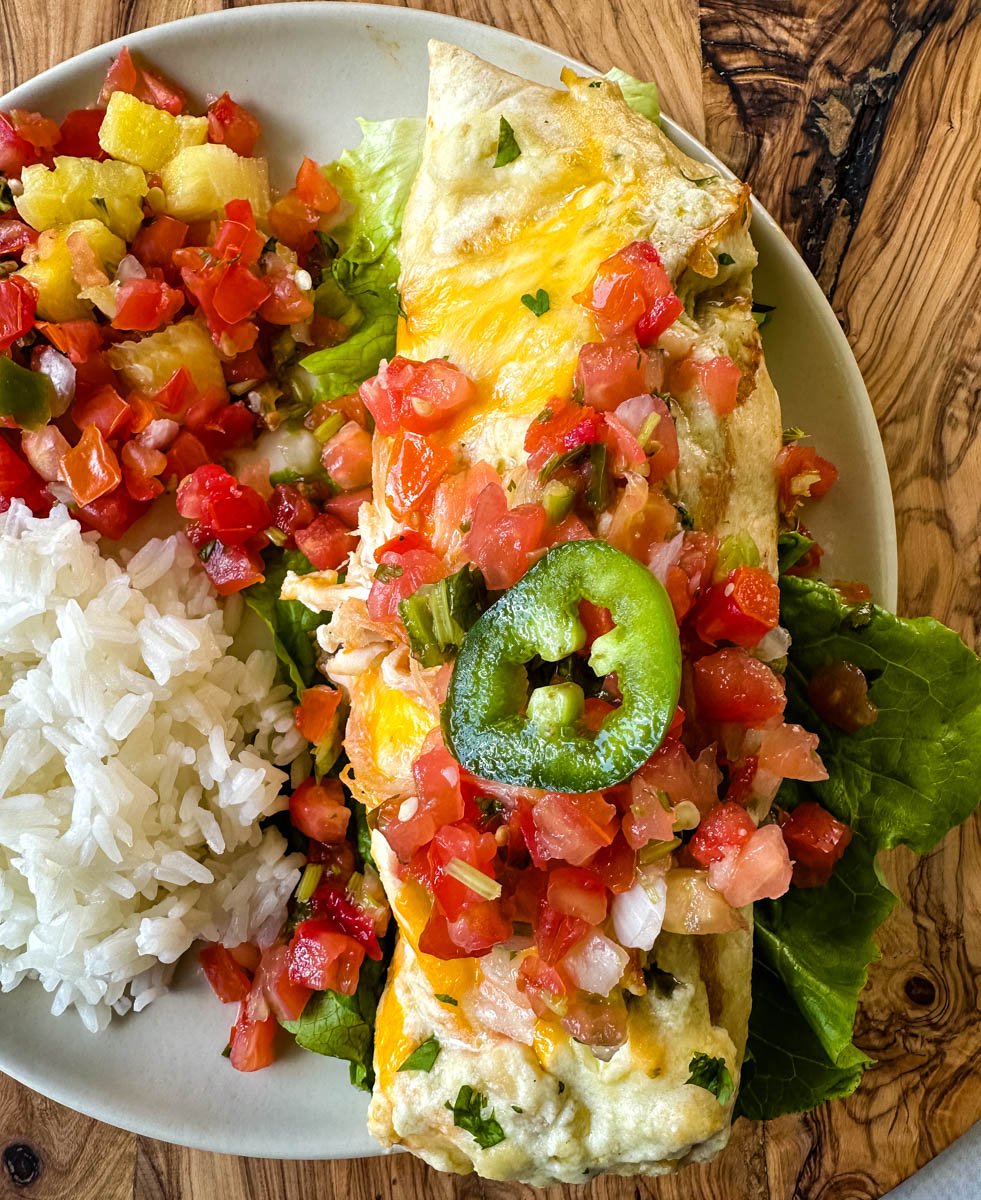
[605,68,660,124]
[739,577,981,1119]
[244,548,328,698]
[301,117,423,400]
[281,955,387,1091]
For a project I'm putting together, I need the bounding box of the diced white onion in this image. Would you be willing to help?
[755,624,792,662]
[36,347,75,417]
[115,254,147,283]
[397,795,418,822]
[647,531,685,585]
[139,418,180,451]
[561,930,629,997]
[612,867,667,951]
[21,426,70,482]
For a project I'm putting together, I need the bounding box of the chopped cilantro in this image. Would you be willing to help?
[752,301,776,328]
[0,177,12,214]
[198,540,217,562]
[434,993,458,1006]
[398,1035,441,1073]
[512,1105,524,1113]
[521,288,550,316]
[680,171,717,187]
[493,117,521,168]
[685,1053,734,1104]
[445,1085,506,1149]
[717,252,735,265]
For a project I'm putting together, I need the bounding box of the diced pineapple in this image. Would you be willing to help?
[107,316,227,396]
[158,144,270,223]
[15,157,148,241]
[17,220,126,322]
[98,91,208,172]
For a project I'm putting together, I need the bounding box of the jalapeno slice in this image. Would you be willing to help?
[443,539,681,792]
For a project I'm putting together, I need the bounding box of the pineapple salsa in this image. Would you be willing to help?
[0,49,391,1074]
[0,47,373,588]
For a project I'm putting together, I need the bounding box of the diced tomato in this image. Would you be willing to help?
[75,487,146,539]
[575,240,681,340]
[693,647,787,726]
[0,217,38,258]
[320,421,372,491]
[0,435,48,510]
[428,461,499,558]
[165,431,210,482]
[385,429,454,520]
[325,486,370,529]
[309,883,382,962]
[55,109,105,159]
[294,685,342,745]
[546,866,607,924]
[111,278,184,332]
[560,987,628,1049]
[366,546,446,622]
[289,776,350,844]
[37,319,102,364]
[574,338,659,412]
[672,354,742,416]
[199,943,252,1003]
[424,822,499,920]
[200,540,265,595]
[0,113,44,176]
[780,801,853,888]
[260,268,314,325]
[121,439,166,501]
[427,898,511,957]
[0,276,36,352]
[374,530,432,560]
[636,292,684,347]
[589,834,637,894]
[516,953,567,1016]
[621,769,675,850]
[533,792,617,866]
[535,902,589,967]
[542,513,594,547]
[757,723,828,782]
[252,943,310,1022]
[524,398,603,473]
[708,823,793,906]
[198,402,256,458]
[463,482,547,591]
[295,157,340,214]
[694,565,780,648]
[130,215,189,268]
[99,47,184,115]
[807,660,878,733]
[176,464,271,544]
[775,444,838,514]
[223,346,268,386]
[214,202,266,265]
[206,92,262,156]
[228,1005,277,1072]
[287,918,365,994]
[267,192,319,251]
[269,483,315,540]
[688,802,756,867]
[377,738,464,861]
[360,356,476,436]
[227,942,261,973]
[59,426,121,506]
[294,512,356,570]
[211,262,270,324]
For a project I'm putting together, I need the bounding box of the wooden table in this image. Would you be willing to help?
[2,1,979,1197]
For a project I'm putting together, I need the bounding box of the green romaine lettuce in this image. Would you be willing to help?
[281,955,387,1091]
[739,576,981,1119]
[301,117,423,400]
[605,67,660,124]
[244,548,327,698]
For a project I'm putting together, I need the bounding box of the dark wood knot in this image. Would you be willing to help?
[2,1142,41,1187]
[904,973,937,1008]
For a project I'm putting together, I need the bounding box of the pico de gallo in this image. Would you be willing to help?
[0,49,388,1073]
[352,236,864,1054]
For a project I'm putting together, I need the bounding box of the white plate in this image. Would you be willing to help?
[0,2,897,1160]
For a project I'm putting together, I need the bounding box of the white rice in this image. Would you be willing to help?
[0,502,308,1031]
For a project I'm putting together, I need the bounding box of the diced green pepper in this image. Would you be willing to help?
[443,540,681,791]
[0,356,54,430]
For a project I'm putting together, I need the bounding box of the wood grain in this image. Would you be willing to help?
[1,0,979,1198]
